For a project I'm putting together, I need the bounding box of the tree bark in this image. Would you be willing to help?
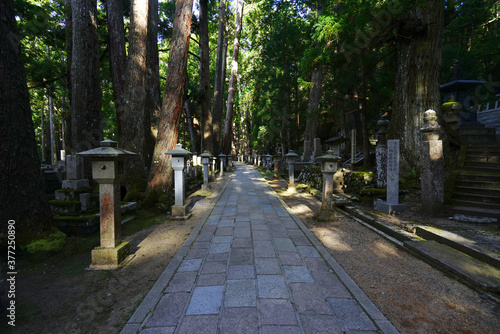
[144,0,161,169]
[120,0,148,165]
[184,99,198,152]
[212,0,226,154]
[0,0,54,242]
[71,0,102,153]
[389,0,444,171]
[222,0,244,155]
[199,0,212,153]
[106,0,127,136]
[146,0,193,196]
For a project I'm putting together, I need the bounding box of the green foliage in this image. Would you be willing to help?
[342,170,374,193]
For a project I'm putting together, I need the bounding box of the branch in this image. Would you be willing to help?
[28,73,67,89]
[190,35,200,45]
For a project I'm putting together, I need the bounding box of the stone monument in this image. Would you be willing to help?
[376,114,389,188]
[285,150,299,192]
[376,139,405,214]
[165,144,192,219]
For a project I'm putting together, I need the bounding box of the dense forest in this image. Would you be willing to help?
[1,0,499,241]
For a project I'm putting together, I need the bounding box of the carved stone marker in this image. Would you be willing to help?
[285,150,299,192]
[376,115,389,188]
[420,110,444,216]
[376,139,405,214]
[200,150,212,190]
[166,144,192,219]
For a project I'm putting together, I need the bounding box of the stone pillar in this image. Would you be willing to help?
[285,150,299,192]
[218,153,226,177]
[351,129,356,167]
[317,151,341,219]
[376,115,389,188]
[200,151,211,190]
[78,140,135,269]
[302,140,312,162]
[273,154,279,179]
[211,157,216,180]
[166,144,191,219]
[313,138,322,159]
[376,139,405,214]
[420,110,444,216]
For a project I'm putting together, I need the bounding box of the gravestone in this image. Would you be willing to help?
[350,129,356,166]
[302,140,312,162]
[420,110,444,216]
[376,115,389,188]
[313,138,323,159]
[376,139,405,214]
[66,155,84,180]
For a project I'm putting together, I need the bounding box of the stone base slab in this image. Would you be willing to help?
[171,204,191,220]
[375,199,406,214]
[90,241,130,270]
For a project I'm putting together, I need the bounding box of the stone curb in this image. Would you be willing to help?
[258,171,400,334]
[120,173,234,334]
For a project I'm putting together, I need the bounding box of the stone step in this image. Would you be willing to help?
[460,135,497,145]
[453,186,500,198]
[446,205,500,219]
[456,173,500,182]
[415,226,500,270]
[468,144,500,153]
[458,180,500,189]
[404,240,500,292]
[461,163,500,172]
[451,199,500,211]
[466,155,500,163]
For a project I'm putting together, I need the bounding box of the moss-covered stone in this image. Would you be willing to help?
[24,229,67,254]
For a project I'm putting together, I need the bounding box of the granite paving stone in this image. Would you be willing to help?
[177,259,203,272]
[297,245,321,258]
[232,237,253,248]
[225,279,257,307]
[177,315,218,334]
[165,272,197,293]
[234,227,252,238]
[254,241,276,258]
[261,326,302,334]
[145,293,190,327]
[228,265,255,279]
[303,258,332,273]
[257,275,289,299]
[283,265,314,283]
[253,230,271,240]
[255,258,281,275]
[186,286,224,315]
[209,242,231,254]
[299,314,343,334]
[215,227,233,236]
[220,308,259,334]
[200,261,227,274]
[312,271,351,298]
[230,248,254,265]
[140,328,175,334]
[185,247,209,259]
[289,283,332,315]
[274,238,296,252]
[328,298,378,331]
[197,273,226,286]
[278,252,303,266]
[259,299,298,326]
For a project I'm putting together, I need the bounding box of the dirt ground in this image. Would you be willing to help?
[3,170,500,334]
[268,178,500,334]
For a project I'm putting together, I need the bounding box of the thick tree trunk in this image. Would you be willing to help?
[0,0,54,241]
[144,0,161,169]
[106,0,127,136]
[199,0,213,154]
[71,0,102,153]
[304,63,322,146]
[120,0,148,166]
[146,0,193,196]
[389,1,443,171]
[212,0,226,154]
[222,0,244,155]
[184,99,198,152]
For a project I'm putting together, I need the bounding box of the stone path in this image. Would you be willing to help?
[122,163,399,334]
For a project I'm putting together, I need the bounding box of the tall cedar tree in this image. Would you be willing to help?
[120,0,149,183]
[71,0,102,153]
[0,0,54,241]
[389,0,444,170]
[146,0,194,196]
[199,0,212,154]
[212,0,226,154]
[106,0,127,135]
[222,0,244,155]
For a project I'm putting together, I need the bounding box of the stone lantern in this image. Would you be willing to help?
[218,153,226,177]
[165,144,192,219]
[317,150,342,211]
[78,139,135,270]
[285,150,299,192]
[227,154,233,171]
[273,153,280,178]
[263,154,272,172]
[200,150,212,190]
[211,156,217,179]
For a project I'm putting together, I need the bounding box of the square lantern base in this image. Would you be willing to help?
[201,184,211,191]
[171,204,192,220]
[376,199,406,214]
[287,185,296,193]
[315,209,337,221]
[90,241,130,270]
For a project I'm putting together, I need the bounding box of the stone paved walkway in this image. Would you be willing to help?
[122,163,399,334]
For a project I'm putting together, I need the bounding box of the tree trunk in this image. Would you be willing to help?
[0,0,55,242]
[120,0,148,165]
[144,0,161,169]
[71,0,102,153]
[184,100,198,152]
[199,0,213,154]
[146,0,193,196]
[222,0,244,155]
[389,1,443,171]
[212,0,226,154]
[360,63,371,169]
[304,63,322,146]
[106,0,127,136]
